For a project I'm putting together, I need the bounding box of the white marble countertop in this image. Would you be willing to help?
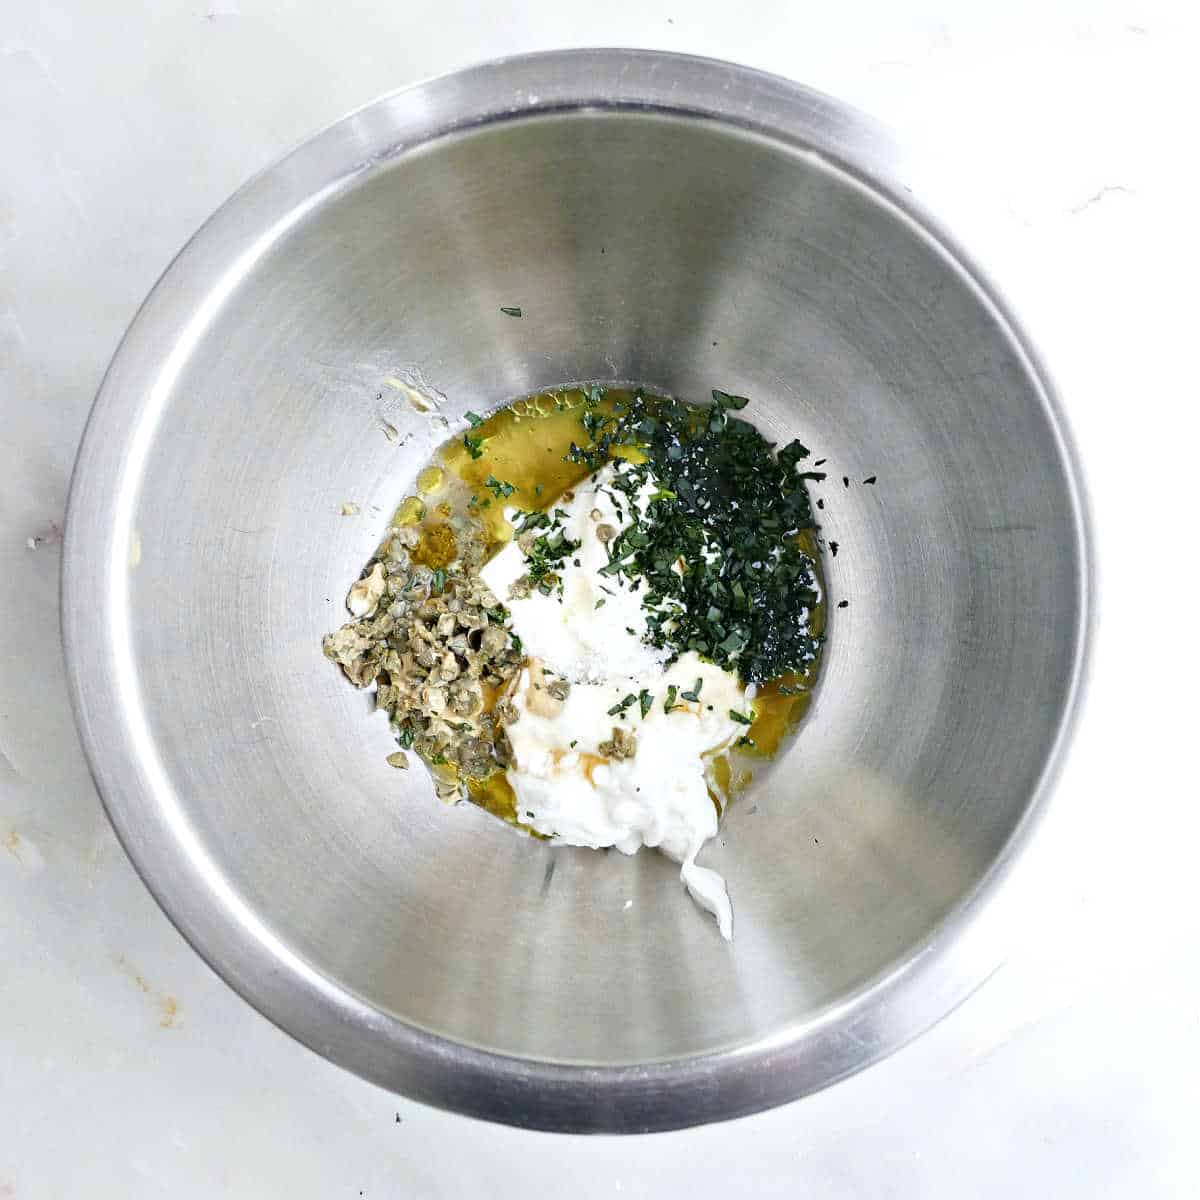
[2,1,1197,1195]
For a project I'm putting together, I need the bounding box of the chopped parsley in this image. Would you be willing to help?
[608,693,637,717]
[463,431,485,460]
[562,388,824,682]
[638,689,653,718]
[728,709,754,725]
[500,306,522,317]
[680,677,703,703]
[663,684,678,713]
[516,509,581,599]
[464,410,484,427]
[484,474,516,499]
[710,388,750,411]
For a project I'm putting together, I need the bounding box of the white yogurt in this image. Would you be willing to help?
[481,464,747,939]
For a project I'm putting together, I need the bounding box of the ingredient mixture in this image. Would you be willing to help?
[324,387,826,938]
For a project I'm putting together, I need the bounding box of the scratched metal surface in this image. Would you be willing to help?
[2,0,1198,1194]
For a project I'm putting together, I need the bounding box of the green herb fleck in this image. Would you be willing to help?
[484,474,516,499]
[464,410,484,427]
[638,689,653,718]
[680,677,703,703]
[500,306,522,318]
[729,708,754,725]
[711,388,750,410]
[463,431,485,460]
[663,685,678,713]
[608,693,637,717]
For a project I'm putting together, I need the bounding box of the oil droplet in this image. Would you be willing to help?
[416,466,444,495]
[392,495,425,526]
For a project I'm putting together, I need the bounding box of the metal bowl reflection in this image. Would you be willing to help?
[63,50,1092,1131]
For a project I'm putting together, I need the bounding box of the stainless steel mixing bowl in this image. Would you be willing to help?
[63,50,1092,1132]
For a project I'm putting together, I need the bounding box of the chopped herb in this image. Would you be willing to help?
[464,410,484,427]
[396,724,415,749]
[594,598,606,609]
[431,567,446,594]
[735,735,756,749]
[729,709,754,725]
[608,693,638,717]
[829,540,839,557]
[569,740,578,749]
[560,387,824,682]
[813,458,827,467]
[519,513,581,598]
[711,388,750,410]
[484,474,515,499]
[778,440,810,470]
[500,306,522,317]
[638,689,653,718]
[863,475,877,485]
[842,476,850,488]
[778,684,804,696]
[680,677,703,703]
[837,599,849,608]
[463,432,485,460]
[663,685,678,713]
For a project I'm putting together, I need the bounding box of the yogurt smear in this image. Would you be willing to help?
[481,465,746,938]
